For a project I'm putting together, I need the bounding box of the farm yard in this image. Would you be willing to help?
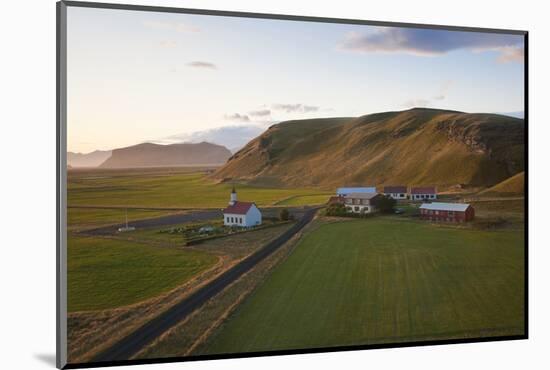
[203,218,525,354]
[65,166,525,362]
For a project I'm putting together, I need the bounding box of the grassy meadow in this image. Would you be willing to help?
[204,218,525,354]
[68,235,218,312]
[274,194,332,206]
[68,169,328,210]
[67,208,180,231]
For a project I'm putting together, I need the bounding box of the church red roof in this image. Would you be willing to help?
[223,201,254,215]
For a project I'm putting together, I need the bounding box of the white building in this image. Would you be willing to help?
[222,187,262,227]
[410,186,437,201]
[343,192,382,214]
[383,186,408,200]
[337,187,376,196]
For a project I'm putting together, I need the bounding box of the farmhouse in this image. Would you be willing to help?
[337,187,376,196]
[223,187,262,227]
[383,185,408,200]
[410,186,437,201]
[419,202,475,222]
[343,193,383,214]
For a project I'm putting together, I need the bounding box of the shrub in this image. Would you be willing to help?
[375,195,397,214]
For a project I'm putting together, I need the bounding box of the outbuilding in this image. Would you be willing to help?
[383,185,408,200]
[337,187,376,196]
[419,202,475,222]
[410,186,437,201]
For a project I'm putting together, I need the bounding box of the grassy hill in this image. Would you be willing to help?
[212,108,524,189]
[478,171,525,196]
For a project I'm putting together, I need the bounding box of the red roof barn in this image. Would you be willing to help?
[419,202,475,222]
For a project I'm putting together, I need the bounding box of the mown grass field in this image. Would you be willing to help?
[275,194,332,206]
[67,208,179,230]
[68,170,328,209]
[204,218,525,353]
[68,236,218,312]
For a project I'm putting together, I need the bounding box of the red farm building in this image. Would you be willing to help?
[419,202,475,223]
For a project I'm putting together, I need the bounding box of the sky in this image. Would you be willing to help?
[67,6,525,153]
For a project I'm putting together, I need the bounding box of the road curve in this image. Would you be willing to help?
[91,207,319,363]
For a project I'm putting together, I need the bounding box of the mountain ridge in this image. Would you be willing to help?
[212,108,524,189]
[99,141,231,168]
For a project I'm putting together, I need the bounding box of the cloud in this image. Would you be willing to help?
[155,125,267,152]
[186,61,217,70]
[497,46,525,63]
[340,28,524,62]
[143,20,199,33]
[272,104,320,113]
[224,113,250,122]
[249,109,271,117]
[402,99,431,108]
[159,40,177,48]
[433,80,454,101]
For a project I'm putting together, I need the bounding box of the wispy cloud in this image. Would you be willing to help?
[497,46,525,63]
[186,61,217,70]
[402,98,431,108]
[272,104,320,113]
[403,80,454,107]
[248,109,271,117]
[224,113,250,122]
[340,28,524,63]
[143,20,199,33]
[159,40,177,48]
[155,125,266,152]
[433,80,454,101]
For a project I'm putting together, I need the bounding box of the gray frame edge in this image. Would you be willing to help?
[56,1,68,369]
[61,0,527,35]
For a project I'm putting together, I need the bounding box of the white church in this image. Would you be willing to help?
[222,187,262,227]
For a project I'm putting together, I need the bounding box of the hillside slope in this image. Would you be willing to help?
[478,172,525,196]
[100,142,231,168]
[212,108,524,189]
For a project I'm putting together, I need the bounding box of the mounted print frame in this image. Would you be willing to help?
[57,1,528,368]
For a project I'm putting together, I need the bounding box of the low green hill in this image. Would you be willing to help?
[212,108,524,189]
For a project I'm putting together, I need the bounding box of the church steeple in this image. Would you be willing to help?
[229,186,237,205]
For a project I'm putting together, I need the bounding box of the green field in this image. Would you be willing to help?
[204,218,524,353]
[68,236,218,312]
[67,208,180,230]
[275,194,332,206]
[68,171,328,209]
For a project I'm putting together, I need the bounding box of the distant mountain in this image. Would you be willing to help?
[99,142,231,168]
[67,150,112,168]
[155,125,267,153]
[212,108,524,189]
